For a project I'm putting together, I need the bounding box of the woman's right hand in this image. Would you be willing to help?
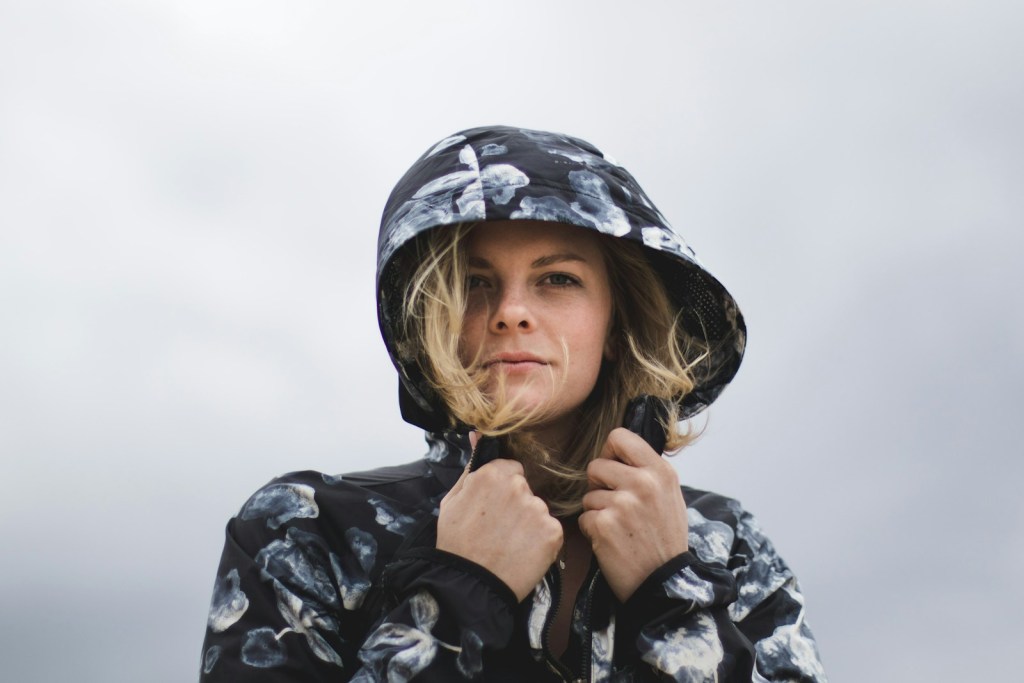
[437,457,563,602]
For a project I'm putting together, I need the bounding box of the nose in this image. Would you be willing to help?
[490,285,533,333]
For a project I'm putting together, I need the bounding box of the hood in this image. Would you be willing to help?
[376,125,746,432]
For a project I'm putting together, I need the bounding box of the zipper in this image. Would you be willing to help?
[466,436,479,471]
[578,564,601,683]
[541,561,601,683]
[541,564,575,682]
[466,434,500,472]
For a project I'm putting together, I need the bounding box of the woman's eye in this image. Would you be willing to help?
[467,275,487,290]
[544,273,579,286]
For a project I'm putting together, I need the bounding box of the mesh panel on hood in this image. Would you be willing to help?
[375,125,746,432]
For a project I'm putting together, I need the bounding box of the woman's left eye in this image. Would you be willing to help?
[543,273,580,286]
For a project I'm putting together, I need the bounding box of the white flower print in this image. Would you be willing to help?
[202,645,222,674]
[511,195,581,224]
[479,143,507,156]
[380,145,489,266]
[241,626,287,668]
[271,579,344,666]
[728,510,790,622]
[640,612,724,681]
[456,629,484,678]
[256,528,341,612]
[480,163,529,205]
[663,566,717,608]
[359,591,449,682]
[425,134,466,157]
[367,497,417,535]
[509,171,631,236]
[331,527,377,610]
[591,614,615,683]
[208,568,249,632]
[755,585,827,681]
[641,226,695,258]
[239,483,319,529]
[567,170,631,236]
[357,590,486,681]
[346,527,377,573]
[527,576,553,651]
[686,508,735,566]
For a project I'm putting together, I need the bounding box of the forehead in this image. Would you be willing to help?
[464,220,606,262]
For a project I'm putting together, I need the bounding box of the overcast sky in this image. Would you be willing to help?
[1,1,1021,681]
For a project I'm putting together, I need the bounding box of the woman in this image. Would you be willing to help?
[200,126,827,681]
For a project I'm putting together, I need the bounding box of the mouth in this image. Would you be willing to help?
[483,352,547,371]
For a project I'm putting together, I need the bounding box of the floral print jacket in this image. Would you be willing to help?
[199,433,827,682]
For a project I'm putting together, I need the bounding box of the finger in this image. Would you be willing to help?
[446,461,472,497]
[599,427,663,467]
[581,488,616,511]
[479,457,525,478]
[577,509,595,541]
[577,510,608,551]
[587,457,637,491]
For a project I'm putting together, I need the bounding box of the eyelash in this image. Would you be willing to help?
[467,273,581,290]
[542,273,580,287]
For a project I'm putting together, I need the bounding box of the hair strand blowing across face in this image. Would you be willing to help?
[400,223,710,517]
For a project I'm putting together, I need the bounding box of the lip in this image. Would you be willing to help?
[483,352,547,369]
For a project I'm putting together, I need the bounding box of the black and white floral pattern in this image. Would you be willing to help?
[208,568,249,633]
[240,483,319,529]
[201,436,827,681]
[358,591,443,682]
[639,612,724,681]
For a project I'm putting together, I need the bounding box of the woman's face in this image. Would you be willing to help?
[460,220,614,445]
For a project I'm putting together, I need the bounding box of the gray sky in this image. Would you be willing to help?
[1,1,1021,680]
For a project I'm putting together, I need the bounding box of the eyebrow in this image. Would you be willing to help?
[467,253,588,268]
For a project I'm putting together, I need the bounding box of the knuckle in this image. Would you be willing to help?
[636,470,658,494]
[503,459,525,475]
[548,524,564,548]
[512,474,531,495]
[530,496,549,515]
[587,510,608,536]
[620,491,642,514]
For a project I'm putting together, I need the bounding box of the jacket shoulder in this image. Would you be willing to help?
[243,460,439,506]
[230,460,445,544]
[681,484,746,524]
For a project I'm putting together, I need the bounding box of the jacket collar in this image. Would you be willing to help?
[423,431,471,490]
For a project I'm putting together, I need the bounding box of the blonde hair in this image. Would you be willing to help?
[398,223,709,516]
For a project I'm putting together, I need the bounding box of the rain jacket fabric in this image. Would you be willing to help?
[199,434,827,682]
[199,126,826,681]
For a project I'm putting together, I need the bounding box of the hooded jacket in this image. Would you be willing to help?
[199,127,827,682]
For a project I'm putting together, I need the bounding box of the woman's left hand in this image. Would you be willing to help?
[578,427,689,602]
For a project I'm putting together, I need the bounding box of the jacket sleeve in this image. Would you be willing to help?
[353,548,518,681]
[199,480,518,682]
[612,503,828,682]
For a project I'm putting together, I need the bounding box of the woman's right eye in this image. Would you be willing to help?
[467,275,488,290]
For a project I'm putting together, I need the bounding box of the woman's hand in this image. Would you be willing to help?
[578,428,689,602]
[437,452,563,602]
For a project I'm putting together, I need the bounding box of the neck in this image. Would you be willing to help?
[523,408,585,457]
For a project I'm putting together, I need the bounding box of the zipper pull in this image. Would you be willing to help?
[468,435,501,472]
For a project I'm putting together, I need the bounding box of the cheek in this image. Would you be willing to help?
[458,310,485,362]
[568,312,613,369]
